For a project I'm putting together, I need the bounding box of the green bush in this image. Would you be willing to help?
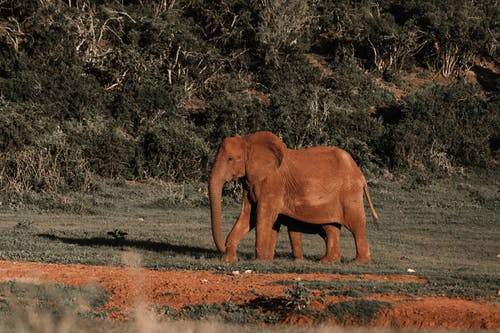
[0,0,498,197]
[141,119,210,181]
[0,103,37,151]
[392,83,496,171]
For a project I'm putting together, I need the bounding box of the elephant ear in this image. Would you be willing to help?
[245,132,286,182]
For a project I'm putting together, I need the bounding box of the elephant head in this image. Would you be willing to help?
[209,132,286,253]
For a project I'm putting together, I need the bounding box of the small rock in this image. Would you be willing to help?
[244,269,253,274]
[231,270,240,276]
[201,279,209,284]
[407,268,416,273]
[138,218,145,222]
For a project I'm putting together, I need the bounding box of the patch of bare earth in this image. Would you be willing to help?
[0,260,498,329]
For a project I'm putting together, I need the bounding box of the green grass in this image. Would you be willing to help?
[0,172,499,331]
[325,299,392,325]
[1,175,498,281]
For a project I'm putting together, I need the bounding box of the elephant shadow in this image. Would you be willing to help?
[37,233,296,261]
[37,233,223,259]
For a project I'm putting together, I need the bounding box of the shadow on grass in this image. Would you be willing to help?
[247,295,289,310]
[35,233,294,262]
[37,233,221,259]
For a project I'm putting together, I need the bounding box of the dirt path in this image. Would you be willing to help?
[0,260,498,329]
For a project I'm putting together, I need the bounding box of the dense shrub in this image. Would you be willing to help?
[0,0,498,196]
[201,85,267,141]
[141,120,210,181]
[392,83,496,172]
[79,125,139,180]
[0,144,92,194]
[0,102,37,151]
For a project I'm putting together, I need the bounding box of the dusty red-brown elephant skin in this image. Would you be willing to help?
[209,131,378,263]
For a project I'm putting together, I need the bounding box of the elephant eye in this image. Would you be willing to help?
[227,156,234,162]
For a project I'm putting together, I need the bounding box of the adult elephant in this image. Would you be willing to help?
[209,131,378,263]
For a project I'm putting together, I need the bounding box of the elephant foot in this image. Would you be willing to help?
[319,256,340,264]
[255,248,274,261]
[222,253,238,263]
[352,256,371,264]
[292,253,305,261]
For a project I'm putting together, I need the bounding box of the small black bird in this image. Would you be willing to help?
[107,229,128,240]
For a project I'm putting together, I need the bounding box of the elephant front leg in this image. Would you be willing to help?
[288,230,304,260]
[255,204,279,261]
[223,191,253,263]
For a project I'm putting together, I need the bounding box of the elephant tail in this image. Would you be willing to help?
[363,182,379,222]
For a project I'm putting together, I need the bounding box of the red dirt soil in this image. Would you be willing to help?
[0,260,498,329]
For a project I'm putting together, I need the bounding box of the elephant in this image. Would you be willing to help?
[208,131,378,263]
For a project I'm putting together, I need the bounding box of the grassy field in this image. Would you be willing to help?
[0,170,498,331]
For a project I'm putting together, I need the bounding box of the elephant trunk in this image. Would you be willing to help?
[209,164,226,253]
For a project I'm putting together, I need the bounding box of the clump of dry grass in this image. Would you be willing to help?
[0,147,93,194]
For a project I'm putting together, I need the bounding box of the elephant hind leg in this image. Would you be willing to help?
[344,206,371,263]
[352,231,371,263]
[319,223,341,263]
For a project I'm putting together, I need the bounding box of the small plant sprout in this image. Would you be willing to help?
[284,282,312,310]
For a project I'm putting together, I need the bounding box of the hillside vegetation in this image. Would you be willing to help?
[0,0,498,198]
